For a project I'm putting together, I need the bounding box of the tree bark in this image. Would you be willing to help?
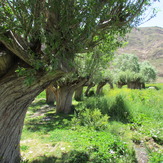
[108,81,114,89]
[46,84,56,105]
[55,86,75,114]
[117,82,125,88]
[96,81,107,95]
[55,79,87,114]
[0,71,63,163]
[85,82,95,97]
[74,86,83,101]
[141,82,145,89]
[127,81,142,89]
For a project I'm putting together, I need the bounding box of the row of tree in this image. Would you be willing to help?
[0,0,158,162]
[45,53,157,115]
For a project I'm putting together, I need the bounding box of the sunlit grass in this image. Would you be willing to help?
[21,83,163,162]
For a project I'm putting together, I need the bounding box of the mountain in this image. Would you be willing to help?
[117,27,163,83]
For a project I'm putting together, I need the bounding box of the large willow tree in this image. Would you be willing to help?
[0,0,157,162]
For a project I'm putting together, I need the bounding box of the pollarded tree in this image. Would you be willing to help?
[140,61,157,87]
[126,71,143,89]
[92,68,114,95]
[0,0,157,162]
[54,46,113,113]
[51,74,88,114]
[112,54,157,89]
[113,53,140,88]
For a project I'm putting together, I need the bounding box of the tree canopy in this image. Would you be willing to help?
[0,0,157,76]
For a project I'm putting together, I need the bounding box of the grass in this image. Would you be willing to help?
[21,83,163,163]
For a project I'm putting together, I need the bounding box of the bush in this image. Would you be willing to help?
[71,108,109,131]
[78,96,109,114]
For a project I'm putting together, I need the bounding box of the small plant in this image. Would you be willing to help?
[131,132,142,144]
[20,145,29,151]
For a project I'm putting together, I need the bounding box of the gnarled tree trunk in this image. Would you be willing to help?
[46,84,56,105]
[55,79,87,114]
[55,86,75,114]
[127,81,142,89]
[74,86,83,101]
[0,71,63,163]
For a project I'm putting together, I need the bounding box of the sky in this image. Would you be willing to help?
[139,0,163,28]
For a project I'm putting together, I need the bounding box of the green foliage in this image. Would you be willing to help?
[76,95,132,123]
[140,61,157,82]
[148,152,163,163]
[21,83,163,162]
[65,150,89,163]
[71,108,109,131]
[112,53,157,85]
[78,96,109,114]
[20,145,29,152]
[1,0,157,75]
[108,95,132,123]
[113,54,140,73]
[49,129,135,163]
[15,67,37,86]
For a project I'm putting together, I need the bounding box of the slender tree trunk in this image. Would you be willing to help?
[108,81,114,89]
[85,83,95,97]
[46,84,56,105]
[74,86,83,101]
[96,81,107,95]
[141,82,145,89]
[0,72,63,163]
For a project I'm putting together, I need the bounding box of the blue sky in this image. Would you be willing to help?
[139,1,163,28]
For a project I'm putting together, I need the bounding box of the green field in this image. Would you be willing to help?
[21,84,163,163]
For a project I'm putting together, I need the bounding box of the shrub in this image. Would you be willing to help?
[82,96,109,114]
[71,108,109,131]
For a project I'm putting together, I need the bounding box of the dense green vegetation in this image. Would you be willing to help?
[0,1,159,162]
[21,83,163,163]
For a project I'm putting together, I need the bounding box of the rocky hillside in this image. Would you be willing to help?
[117,27,163,83]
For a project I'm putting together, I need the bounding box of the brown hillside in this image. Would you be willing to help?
[117,27,163,83]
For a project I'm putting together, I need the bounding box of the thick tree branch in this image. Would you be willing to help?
[0,31,32,66]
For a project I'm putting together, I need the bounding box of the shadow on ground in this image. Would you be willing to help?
[30,150,89,163]
[26,112,73,132]
[108,95,132,123]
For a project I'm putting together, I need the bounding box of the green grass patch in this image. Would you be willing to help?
[21,83,163,162]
